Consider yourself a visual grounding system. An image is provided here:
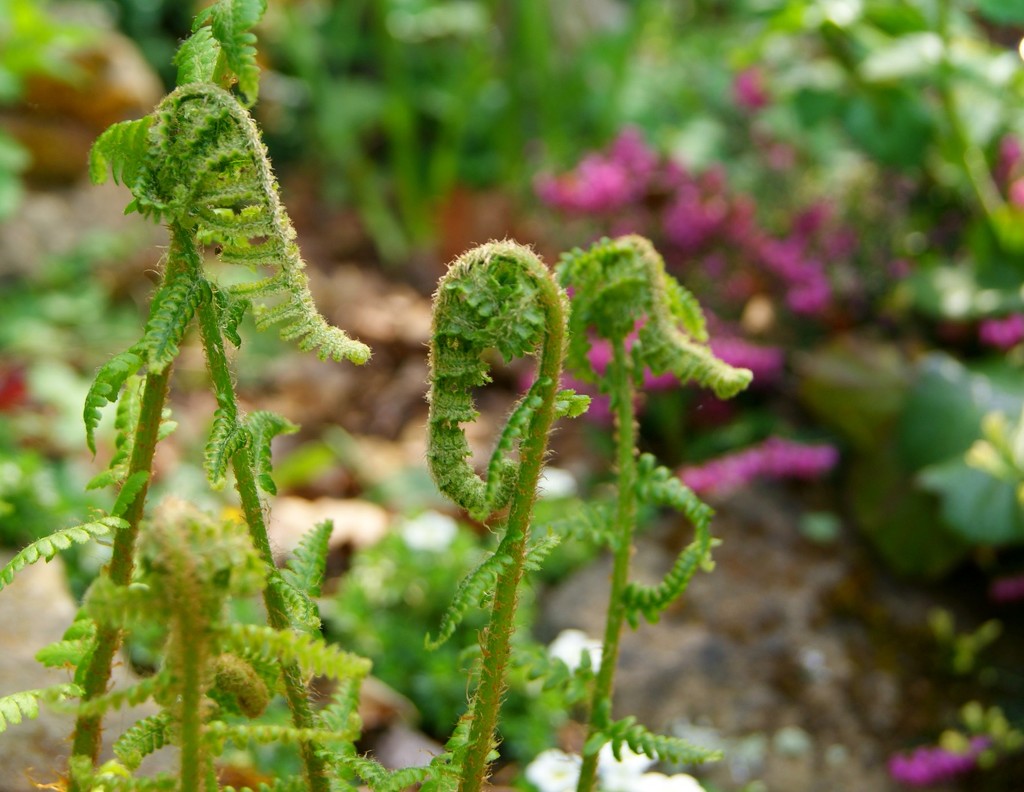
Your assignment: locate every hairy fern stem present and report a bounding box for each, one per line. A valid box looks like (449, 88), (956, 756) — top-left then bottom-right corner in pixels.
(425, 241), (571, 792)
(68, 251), (182, 778)
(191, 226), (332, 792)
(576, 339), (636, 792)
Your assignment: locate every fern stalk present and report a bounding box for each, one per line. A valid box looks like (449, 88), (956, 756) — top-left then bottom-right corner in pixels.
(576, 338), (636, 792)
(68, 255), (183, 776)
(191, 230), (331, 792)
(438, 245), (569, 790)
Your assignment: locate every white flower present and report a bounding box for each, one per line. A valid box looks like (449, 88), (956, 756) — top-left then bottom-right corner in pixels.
(525, 748), (581, 792)
(597, 742), (656, 791)
(548, 628), (603, 673)
(633, 772), (705, 792)
(538, 466), (578, 499)
(398, 511), (457, 552)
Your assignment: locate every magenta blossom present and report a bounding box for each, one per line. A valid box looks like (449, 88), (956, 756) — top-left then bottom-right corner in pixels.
(679, 437), (839, 494)
(989, 574), (1024, 604)
(733, 67), (769, 111)
(709, 336), (784, 384)
(888, 737), (988, 787)
(979, 314), (1024, 350)
(535, 127), (658, 215)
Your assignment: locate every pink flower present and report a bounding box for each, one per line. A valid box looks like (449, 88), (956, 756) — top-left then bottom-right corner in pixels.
(989, 574), (1024, 603)
(709, 337), (784, 384)
(535, 128), (658, 215)
(733, 67), (769, 111)
(678, 437), (839, 494)
(979, 314), (1024, 350)
(888, 737), (988, 787)
(1010, 178), (1024, 208)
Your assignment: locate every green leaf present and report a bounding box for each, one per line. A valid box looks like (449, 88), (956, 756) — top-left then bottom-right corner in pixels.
(174, 26), (220, 86)
(898, 354), (1024, 471)
(0, 517), (126, 593)
(84, 348), (144, 455)
(848, 449), (969, 578)
(920, 458), (1024, 546)
(113, 712), (172, 770)
(246, 410), (299, 494)
(841, 87), (934, 169)
(88, 117), (153, 189)
(976, 0), (1024, 24)
(111, 470), (150, 518)
(204, 0), (268, 105)
(281, 520), (332, 598)
(0, 685), (82, 732)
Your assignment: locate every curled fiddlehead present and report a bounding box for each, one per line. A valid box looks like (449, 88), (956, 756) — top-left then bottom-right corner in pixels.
(426, 240), (576, 792)
(557, 235), (750, 791)
(53, 3), (372, 788)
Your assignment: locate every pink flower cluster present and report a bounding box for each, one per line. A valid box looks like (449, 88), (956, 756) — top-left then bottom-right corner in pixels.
(535, 127), (850, 321)
(978, 314), (1024, 350)
(989, 574), (1024, 603)
(888, 737), (988, 787)
(678, 436), (839, 494)
(535, 128), (656, 215)
(733, 67), (769, 111)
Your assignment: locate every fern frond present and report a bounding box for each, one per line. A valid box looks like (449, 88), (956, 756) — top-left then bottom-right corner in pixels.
(523, 530), (561, 572)
(425, 550), (513, 650)
(223, 778), (309, 792)
(69, 757), (178, 792)
(113, 712), (173, 770)
(223, 623), (372, 681)
(0, 516), (126, 593)
(89, 117), (153, 189)
(84, 348), (144, 455)
(536, 498), (616, 548)
(584, 706), (721, 767)
(345, 755), (433, 792)
(557, 235), (752, 399)
(622, 455), (715, 627)
(281, 520), (332, 598)
(0, 684), (82, 733)
(205, 407), (251, 490)
(266, 569), (321, 633)
(554, 388), (591, 419)
(316, 677), (363, 741)
(141, 267), (209, 373)
(245, 409), (299, 494)
(35, 638), (93, 670)
(214, 286), (250, 347)
(206, 720), (352, 747)
(194, 0), (267, 105)
(83, 575), (159, 630)
(74, 674), (167, 718)
(427, 241), (566, 520)
(111, 470), (151, 518)
(213, 653), (270, 718)
(174, 25), (220, 87)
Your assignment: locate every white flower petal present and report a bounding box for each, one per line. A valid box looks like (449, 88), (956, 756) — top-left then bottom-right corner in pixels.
(548, 628), (603, 673)
(525, 749), (582, 792)
(398, 511), (458, 552)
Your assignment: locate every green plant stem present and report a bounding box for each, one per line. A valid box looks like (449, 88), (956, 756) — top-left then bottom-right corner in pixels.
(190, 227), (330, 792)
(577, 338), (636, 792)
(935, 0), (1005, 228)
(458, 278), (566, 792)
(68, 261), (182, 783)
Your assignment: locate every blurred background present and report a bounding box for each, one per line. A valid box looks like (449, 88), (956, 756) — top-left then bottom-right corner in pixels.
(3, 0), (1024, 790)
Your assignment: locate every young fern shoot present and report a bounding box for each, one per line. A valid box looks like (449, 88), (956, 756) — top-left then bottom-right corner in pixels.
(426, 241), (587, 792)
(556, 235), (752, 792)
(0, 1), (369, 789)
